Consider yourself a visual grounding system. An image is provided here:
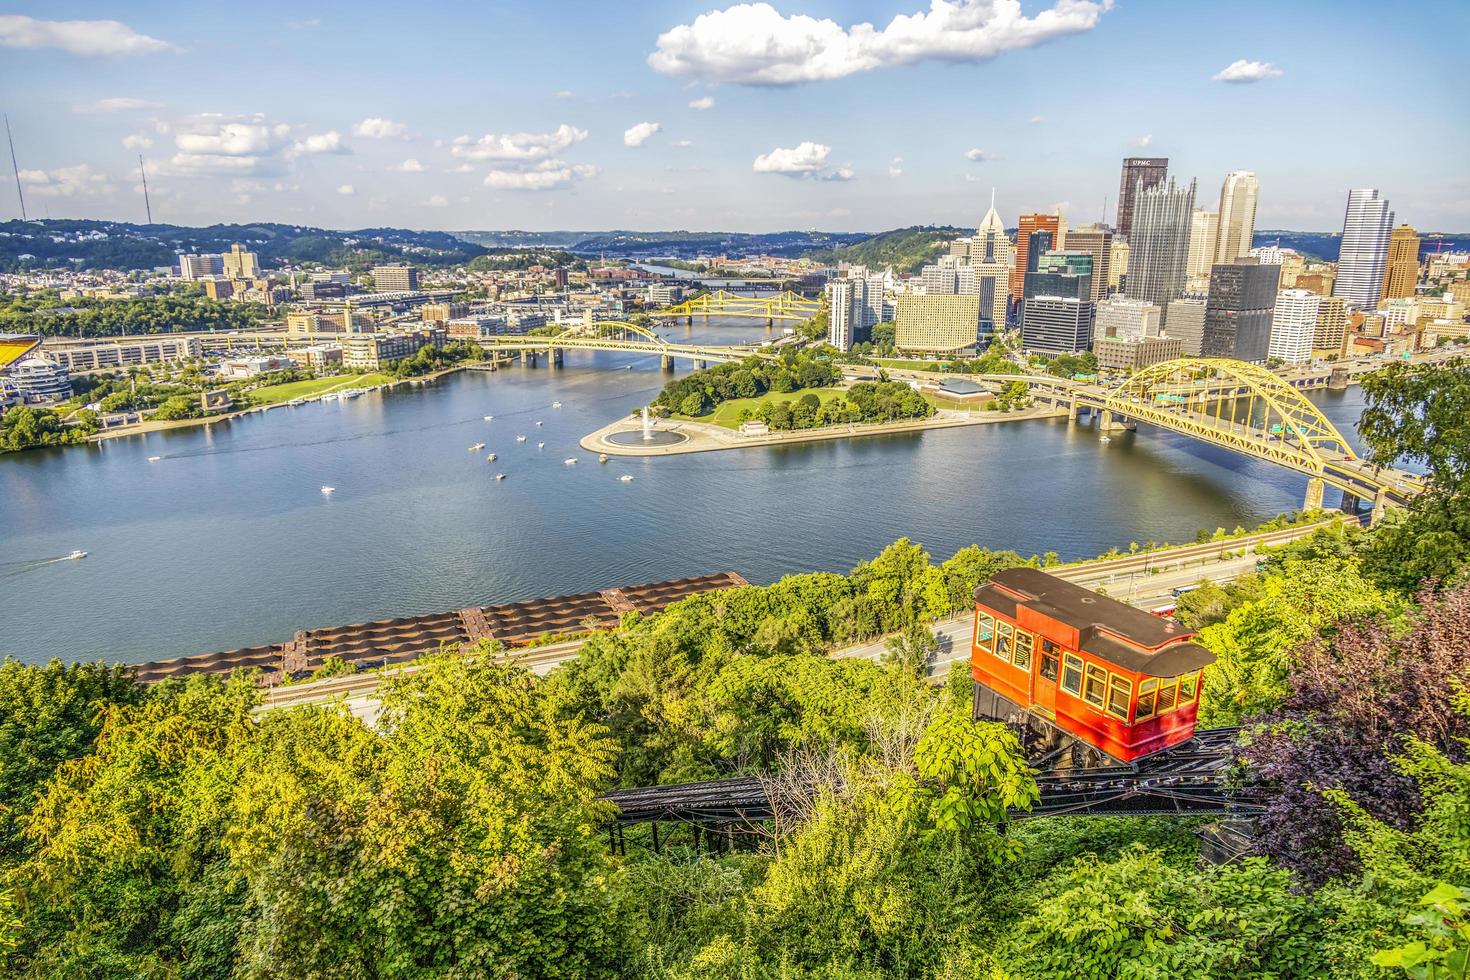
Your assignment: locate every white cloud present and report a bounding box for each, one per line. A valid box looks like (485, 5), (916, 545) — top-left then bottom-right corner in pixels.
(823, 163), (855, 182)
(424, 194), (449, 207)
(649, 0), (1110, 86)
(1212, 59), (1283, 83)
(18, 164), (115, 197)
(393, 158), (426, 173)
(452, 124), (588, 161)
(288, 130), (349, 157)
(175, 121), (288, 156)
(624, 121), (662, 147)
(965, 147), (991, 161)
(1132, 133), (1152, 148)
(158, 119), (292, 177)
(484, 162), (598, 191)
(753, 141), (832, 176)
(0, 15), (176, 56)
(353, 117), (408, 139)
(287, 18), (321, 30)
(73, 97), (163, 113)
(448, 163), (474, 173)
(672, 139), (694, 148)
(688, 95), (716, 110)
(122, 134), (153, 150)
(555, 90), (576, 100)
(888, 156), (904, 177)
(1029, 114), (1045, 124)
(337, 184), (356, 196)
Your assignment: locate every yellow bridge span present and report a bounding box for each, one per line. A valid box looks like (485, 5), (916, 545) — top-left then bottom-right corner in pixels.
(651, 289), (821, 323)
(473, 320), (764, 367)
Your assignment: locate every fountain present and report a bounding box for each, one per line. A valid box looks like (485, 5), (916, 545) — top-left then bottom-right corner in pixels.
(607, 403), (689, 448)
(642, 405), (653, 441)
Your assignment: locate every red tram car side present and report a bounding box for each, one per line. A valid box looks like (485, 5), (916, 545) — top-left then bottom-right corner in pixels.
(970, 567), (1216, 763)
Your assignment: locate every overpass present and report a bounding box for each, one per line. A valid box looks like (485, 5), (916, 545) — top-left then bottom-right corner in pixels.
(650, 289), (821, 324)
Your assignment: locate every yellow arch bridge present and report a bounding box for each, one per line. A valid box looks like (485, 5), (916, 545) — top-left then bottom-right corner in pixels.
(473, 320), (766, 369)
(651, 289), (821, 323)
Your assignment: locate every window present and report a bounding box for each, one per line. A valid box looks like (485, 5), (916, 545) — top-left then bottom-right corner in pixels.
(1040, 650), (1060, 682)
(975, 614), (994, 653)
(1106, 674), (1132, 720)
(1083, 663), (1108, 708)
(1061, 654), (1084, 696)
(995, 622), (1014, 662)
(1013, 632), (1034, 672)
(1179, 671), (1199, 703)
(1155, 677), (1179, 714)
(1136, 678), (1158, 719)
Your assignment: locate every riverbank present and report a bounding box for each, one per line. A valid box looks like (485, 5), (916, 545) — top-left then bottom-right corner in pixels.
(580, 403), (1066, 457)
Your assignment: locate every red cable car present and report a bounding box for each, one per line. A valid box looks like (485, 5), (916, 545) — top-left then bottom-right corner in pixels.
(970, 568), (1215, 764)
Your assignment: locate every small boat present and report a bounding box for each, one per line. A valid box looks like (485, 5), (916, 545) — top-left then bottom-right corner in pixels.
(537, 441), (545, 449)
(321, 486), (335, 494)
(1099, 436), (1112, 444)
(563, 457), (577, 465)
(515, 435), (527, 443)
(66, 549), (88, 560)
(598, 453), (609, 464)
(469, 443), (485, 452)
(486, 452), (497, 462)
(484, 415), (494, 421)
(147, 455), (161, 462)
(536, 421), (544, 427)
(619, 475), (634, 483)
(624, 365), (633, 370)
(495, 472), (506, 480)
(552, 401), (563, 408)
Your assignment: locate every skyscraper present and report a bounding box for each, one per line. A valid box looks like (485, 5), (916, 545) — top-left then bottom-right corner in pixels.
(1064, 225), (1112, 302)
(1332, 189), (1394, 309)
(1011, 213), (1061, 300)
(1213, 171), (1260, 264)
(965, 203), (1011, 342)
(1125, 177), (1196, 315)
(1268, 289), (1320, 364)
(1203, 260), (1281, 363)
(1023, 251), (1093, 302)
(1186, 209), (1218, 289)
(1380, 224), (1420, 302)
(1116, 157), (1168, 239)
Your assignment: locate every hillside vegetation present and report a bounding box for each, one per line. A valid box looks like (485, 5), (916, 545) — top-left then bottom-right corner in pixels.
(805, 224), (968, 273)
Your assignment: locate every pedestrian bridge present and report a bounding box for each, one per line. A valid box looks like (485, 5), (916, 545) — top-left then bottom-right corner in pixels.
(650, 289), (821, 323)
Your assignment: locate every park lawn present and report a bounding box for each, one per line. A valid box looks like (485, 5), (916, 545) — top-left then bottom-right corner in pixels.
(247, 373), (395, 407)
(674, 386), (849, 430)
(875, 357), (950, 371)
(923, 393), (992, 413)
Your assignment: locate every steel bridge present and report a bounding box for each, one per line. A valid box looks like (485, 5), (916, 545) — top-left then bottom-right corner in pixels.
(473, 319), (764, 368)
(651, 289), (821, 323)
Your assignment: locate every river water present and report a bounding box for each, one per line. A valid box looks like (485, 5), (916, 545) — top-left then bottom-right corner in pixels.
(0, 319), (1373, 665)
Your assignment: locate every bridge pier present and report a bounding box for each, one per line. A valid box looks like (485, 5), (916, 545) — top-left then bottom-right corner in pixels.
(550, 348), (564, 368)
(694, 359), (706, 370)
(1327, 367), (1351, 391)
(686, 315), (693, 326)
(1098, 409), (1127, 432)
(1304, 477), (1325, 512)
(660, 354), (674, 371)
(523, 351), (538, 367)
(1371, 487), (1388, 526)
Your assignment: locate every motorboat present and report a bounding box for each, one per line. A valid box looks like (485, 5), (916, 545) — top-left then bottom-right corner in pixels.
(537, 441), (545, 449)
(536, 420), (544, 427)
(515, 435), (527, 443)
(619, 475), (634, 483)
(552, 401), (563, 408)
(321, 486), (336, 494)
(563, 457), (577, 465)
(486, 452), (497, 462)
(598, 453), (609, 464)
(147, 455), (162, 462)
(66, 549), (88, 560)
(469, 443), (485, 452)
(484, 415), (494, 421)
(1099, 436), (1112, 444)
(495, 473), (506, 481)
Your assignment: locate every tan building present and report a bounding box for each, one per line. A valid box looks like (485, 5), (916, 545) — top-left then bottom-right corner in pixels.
(894, 294), (981, 353)
(1313, 296), (1348, 354)
(1186, 208), (1217, 290)
(342, 329), (443, 370)
(1380, 225), (1420, 302)
(1108, 239), (1129, 290)
(1095, 335), (1183, 373)
(420, 302), (470, 323)
(1448, 281), (1470, 306)
(1294, 271), (1335, 296)
(202, 278), (234, 301)
(1213, 171), (1259, 264)
(1418, 295), (1466, 323)
(222, 243), (258, 280)
(1065, 225), (1112, 302)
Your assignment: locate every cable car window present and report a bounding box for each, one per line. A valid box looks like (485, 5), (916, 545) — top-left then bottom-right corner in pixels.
(1179, 671), (1199, 703)
(1040, 648), (1059, 681)
(1013, 632), (1034, 672)
(1083, 663), (1107, 707)
(1135, 678), (1157, 719)
(1106, 674), (1132, 720)
(1061, 654), (1084, 696)
(975, 614), (995, 653)
(1155, 677), (1179, 713)
(995, 622), (1014, 662)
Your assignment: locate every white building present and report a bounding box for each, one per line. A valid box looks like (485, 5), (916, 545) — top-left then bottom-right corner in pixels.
(1332, 188), (1394, 309)
(1094, 297), (1162, 345)
(178, 254), (223, 280)
(6, 356), (71, 401)
(825, 267), (892, 351)
(1268, 289), (1321, 364)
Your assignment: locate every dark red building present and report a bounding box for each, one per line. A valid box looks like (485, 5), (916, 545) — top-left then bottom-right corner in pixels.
(970, 567), (1214, 763)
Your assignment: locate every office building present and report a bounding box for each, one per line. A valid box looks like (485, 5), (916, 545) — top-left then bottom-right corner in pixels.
(1095, 335), (1183, 373)
(202, 278), (233, 301)
(1332, 188), (1394, 309)
(341, 329), (444, 370)
(825, 267), (891, 351)
(1126, 177), (1196, 314)
(1186, 209), (1218, 289)
(1380, 224), (1420, 302)
(1065, 226), (1112, 302)
(222, 243), (258, 280)
(1268, 289), (1321, 364)
(1094, 297), (1161, 344)
(1313, 296), (1348, 354)
(1164, 298), (1207, 356)
(1202, 261), (1281, 362)
(1023, 251), (1093, 303)
(178, 254), (223, 280)
(372, 263), (419, 293)
(1011, 213), (1062, 300)
(964, 203), (1011, 342)
(1213, 171), (1260, 264)
(921, 255), (962, 294)
(895, 294), (981, 353)
(1020, 297), (1094, 354)
(1108, 239), (1129, 290)
(39, 335), (202, 373)
(1117, 157), (1168, 239)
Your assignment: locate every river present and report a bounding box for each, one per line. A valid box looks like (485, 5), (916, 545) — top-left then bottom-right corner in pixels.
(0, 319), (1376, 665)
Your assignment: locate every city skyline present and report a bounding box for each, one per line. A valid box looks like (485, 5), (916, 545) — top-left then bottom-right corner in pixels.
(1, 1), (1467, 232)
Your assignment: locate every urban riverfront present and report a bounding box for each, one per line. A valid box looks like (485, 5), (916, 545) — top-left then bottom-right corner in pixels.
(0, 319), (1382, 666)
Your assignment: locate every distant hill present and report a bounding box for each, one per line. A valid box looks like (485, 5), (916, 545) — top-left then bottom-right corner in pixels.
(804, 225), (969, 274)
(1252, 230), (1470, 263)
(0, 220), (489, 273)
(457, 229), (870, 259)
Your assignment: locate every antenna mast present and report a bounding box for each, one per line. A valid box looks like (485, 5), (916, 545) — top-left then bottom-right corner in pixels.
(5, 114), (26, 221)
(139, 155), (153, 223)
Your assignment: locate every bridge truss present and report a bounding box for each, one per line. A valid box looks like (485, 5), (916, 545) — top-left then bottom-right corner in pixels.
(473, 320), (761, 365)
(652, 289), (821, 322)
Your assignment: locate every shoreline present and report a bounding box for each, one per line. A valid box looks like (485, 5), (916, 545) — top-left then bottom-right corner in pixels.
(580, 404), (1067, 457)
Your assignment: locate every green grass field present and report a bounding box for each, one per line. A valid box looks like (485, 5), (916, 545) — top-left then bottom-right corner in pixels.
(247, 373), (395, 407)
(673, 387), (849, 429)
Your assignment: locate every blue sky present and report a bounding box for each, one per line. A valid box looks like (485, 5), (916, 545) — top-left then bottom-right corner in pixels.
(1, 1), (1466, 233)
